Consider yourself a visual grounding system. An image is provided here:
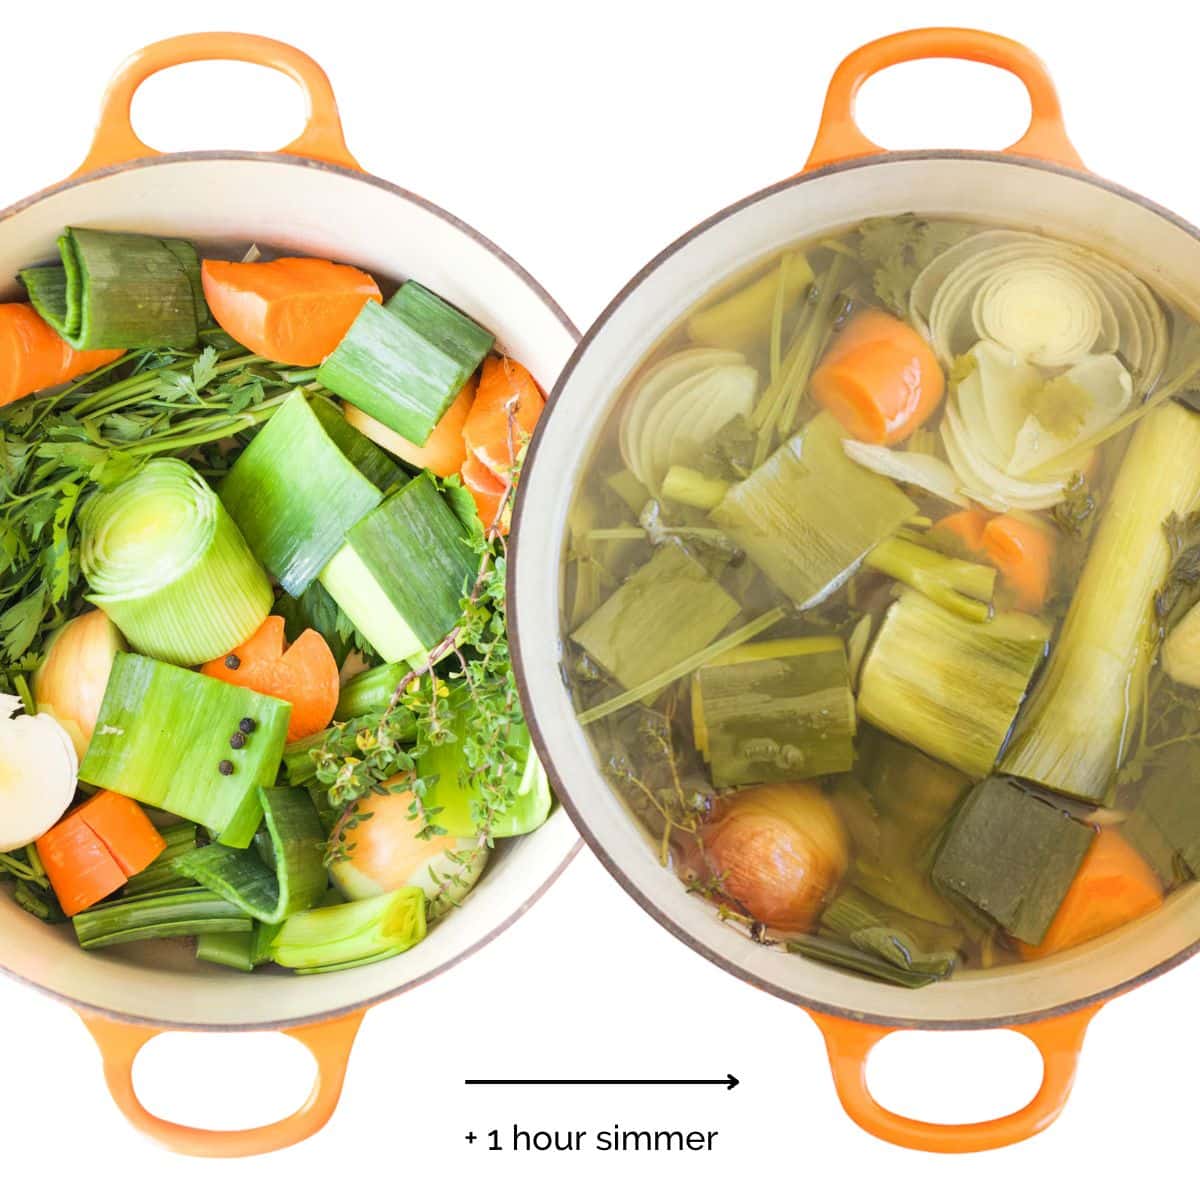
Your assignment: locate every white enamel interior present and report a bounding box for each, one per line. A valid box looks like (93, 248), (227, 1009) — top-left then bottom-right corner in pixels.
(0, 154), (580, 1028)
(513, 154), (1200, 1028)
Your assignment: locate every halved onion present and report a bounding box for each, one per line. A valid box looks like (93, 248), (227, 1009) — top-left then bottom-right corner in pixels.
(841, 439), (967, 506)
(0, 695), (78, 852)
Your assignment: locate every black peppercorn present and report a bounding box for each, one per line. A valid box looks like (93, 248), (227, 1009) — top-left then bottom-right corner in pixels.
(218, 759), (234, 776)
(230, 731), (247, 750)
(224, 653), (241, 670)
(238, 717), (257, 734)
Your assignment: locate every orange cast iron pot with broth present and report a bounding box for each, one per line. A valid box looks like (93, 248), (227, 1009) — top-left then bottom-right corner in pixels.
(0, 32), (581, 1158)
(509, 27), (1199, 1153)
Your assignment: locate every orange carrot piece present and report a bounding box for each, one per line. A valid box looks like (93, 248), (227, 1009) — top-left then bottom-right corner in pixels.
(982, 514), (1055, 613)
(460, 452), (508, 534)
(345, 378), (475, 477)
(932, 510), (989, 555)
(1018, 830), (1162, 960)
(201, 615), (339, 742)
(200, 257), (382, 366)
(36, 792), (164, 917)
(462, 356), (544, 479)
(810, 309), (945, 445)
(0, 303), (122, 409)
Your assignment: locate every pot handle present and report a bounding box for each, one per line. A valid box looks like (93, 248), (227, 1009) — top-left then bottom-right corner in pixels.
(806, 1001), (1102, 1153)
(73, 32), (361, 178)
(76, 1007), (365, 1157)
(804, 27), (1084, 172)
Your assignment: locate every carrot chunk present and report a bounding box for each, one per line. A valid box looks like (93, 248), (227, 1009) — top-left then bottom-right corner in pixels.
(0, 303), (123, 408)
(810, 309), (944, 445)
(982, 514), (1055, 613)
(345, 378), (474, 477)
(460, 452), (508, 533)
(462, 356), (544, 479)
(201, 615), (339, 741)
(932, 509), (989, 555)
(200, 257), (382, 366)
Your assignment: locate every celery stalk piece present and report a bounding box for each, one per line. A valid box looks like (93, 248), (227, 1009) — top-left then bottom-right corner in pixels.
(865, 537), (995, 622)
(711, 413), (918, 608)
(20, 228), (205, 349)
(271, 888), (427, 970)
(79, 654), (291, 847)
(931, 777), (1095, 945)
(219, 391), (405, 597)
(122, 822), (199, 896)
(692, 637), (855, 787)
(196, 929), (257, 971)
(319, 474), (480, 666)
(81, 458), (273, 665)
(317, 283), (493, 446)
(858, 589), (1050, 778)
(570, 542), (741, 692)
(172, 787), (327, 922)
(1002, 402), (1200, 802)
(282, 710), (417, 787)
(74, 887), (251, 949)
(333, 661), (410, 721)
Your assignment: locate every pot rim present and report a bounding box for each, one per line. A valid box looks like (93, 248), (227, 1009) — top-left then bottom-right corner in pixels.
(511, 146), (1200, 1031)
(0, 147), (585, 1031)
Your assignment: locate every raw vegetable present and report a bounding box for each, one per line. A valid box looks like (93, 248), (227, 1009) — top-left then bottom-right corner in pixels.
(0, 694), (78, 851)
(81, 458), (272, 665)
(691, 637), (856, 787)
(218, 390), (405, 596)
(333, 660), (409, 721)
(841, 439), (966, 506)
(0, 302), (123, 408)
(931, 776), (1095, 945)
(345, 378), (474, 476)
(270, 887), (427, 971)
(122, 821), (199, 895)
(319, 474), (480, 666)
(710, 412), (918, 608)
(196, 929), (259, 972)
(329, 777), (487, 902)
(909, 230), (1168, 385)
(317, 282), (493, 446)
(73, 887), (251, 949)
(464, 356), (545, 480)
(1016, 829), (1162, 959)
(283, 710), (416, 787)
(201, 616), (339, 742)
(171, 787), (327, 923)
(686, 253), (814, 349)
(857, 588), (1050, 777)
(698, 783), (849, 932)
(864, 537), (995, 622)
(1002, 402), (1200, 802)
(619, 349), (758, 492)
(79, 653), (291, 847)
(809, 309), (945, 444)
(981, 515), (1055, 613)
(200, 257), (381, 366)
(21, 228), (208, 350)
(32, 609), (125, 758)
(570, 542), (740, 691)
(36, 790), (165, 916)
(460, 452), (508, 533)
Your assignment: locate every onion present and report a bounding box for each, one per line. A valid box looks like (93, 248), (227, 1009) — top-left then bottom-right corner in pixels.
(31, 609), (125, 759)
(841, 439), (967, 507)
(0, 695), (78, 852)
(329, 775), (487, 904)
(700, 782), (848, 931)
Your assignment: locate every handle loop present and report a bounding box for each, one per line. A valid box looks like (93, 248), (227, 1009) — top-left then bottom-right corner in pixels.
(77, 1008), (365, 1157)
(808, 1002), (1102, 1152)
(804, 27), (1084, 172)
(74, 32), (360, 178)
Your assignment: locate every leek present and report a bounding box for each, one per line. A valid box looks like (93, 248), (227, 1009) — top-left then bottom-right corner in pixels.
(864, 537), (995, 622)
(710, 413), (918, 608)
(660, 466), (729, 511)
(857, 589), (1049, 777)
(122, 821), (199, 895)
(319, 474), (479, 665)
(79, 654), (291, 847)
(271, 888), (427, 970)
(81, 459), (272, 665)
(686, 253), (814, 349)
(820, 887), (961, 978)
(334, 661), (409, 721)
(74, 887), (251, 949)
(171, 788), (327, 923)
(1123, 744), (1200, 884)
(931, 777), (1095, 945)
(21, 228), (207, 350)
(570, 542), (741, 692)
(219, 391), (406, 596)
(786, 934), (943, 988)
(691, 637), (856, 787)
(1002, 402), (1200, 801)
(317, 283), (493, 446)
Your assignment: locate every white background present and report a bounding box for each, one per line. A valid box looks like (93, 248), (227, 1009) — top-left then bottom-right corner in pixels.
(1, 0), (1195, 1193)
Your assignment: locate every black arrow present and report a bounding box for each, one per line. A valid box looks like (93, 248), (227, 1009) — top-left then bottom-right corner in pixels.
(464, 1074), (739, 1091)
